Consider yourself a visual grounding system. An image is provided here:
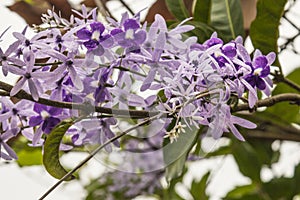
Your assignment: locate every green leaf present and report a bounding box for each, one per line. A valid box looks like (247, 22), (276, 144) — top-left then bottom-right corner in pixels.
(193, 0), (212, 24)
(224, 183), (259, 200)
(205, 143), (232, 158)
(10, 135), (43, 167)
(163, 124), (198, 182)
(190, 172), (210, 200)
(186, 21), (216, 43)
(265, 68), (300, 124)
(43, 118), (75, 180)
(225, 194), (263, 200)
(247, 139), (279, 167)
(293, 163), (300, 194)
(157, 89), (168, 103)
(250, 0), (287, 66)
(163, 168), (187, 200)
(232, 141), (261, 182)
(263, 177), (295, 199)
(165, 0), (189, 21)
(17, 147), (42, 167)
(210, 0), (244, 41)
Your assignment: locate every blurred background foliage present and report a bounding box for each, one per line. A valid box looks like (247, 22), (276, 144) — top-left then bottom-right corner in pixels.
(4, 0), (300, 199)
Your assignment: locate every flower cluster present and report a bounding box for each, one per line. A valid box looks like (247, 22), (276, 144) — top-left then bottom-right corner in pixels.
(0, 5), (275, 161)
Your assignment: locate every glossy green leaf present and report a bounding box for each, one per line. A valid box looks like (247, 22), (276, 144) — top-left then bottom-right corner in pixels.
(232, 141), (261, 182)
(265, 68), (300, 124)
(190, 171), (210, 200)
(250, 0), (287, 66)
(193, 0), (211, 24)
(165, 0), (189, 21)
(224, 183), (258, 200)
(163, 124), (198, 182)
(43, 118), (75, 180)
(210, 0), (244, 41)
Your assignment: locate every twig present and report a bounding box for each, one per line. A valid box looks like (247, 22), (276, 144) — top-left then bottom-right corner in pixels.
(0, 80), (160, 118)
(38, 114), (160, 200)
(1, 81), (299, 117)
(271, 72), (300, 93)
(94, 0), (116, 21)
(243, 130), (300, 142)
(281, 77), (300, 93)
(119, 0), (135, 16)
(113, 66), (162, 83)
(232, 93), (300, 112)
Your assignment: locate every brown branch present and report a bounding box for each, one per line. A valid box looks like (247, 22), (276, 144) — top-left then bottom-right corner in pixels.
(232, 93), (300, 112)
(0, 80), (160, 118)
(243, 129), (300, 142)
(271, 72), (300, 93)
(93, 0), (115, 20)
(119, 0), (135, 16)
(1, 79), (300, 119)
(282, 78), (300, 93)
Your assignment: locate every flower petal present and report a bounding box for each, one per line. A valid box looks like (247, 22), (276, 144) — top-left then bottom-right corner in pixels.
(28, 79), (39, 101)
(77, 28), (92, 40)
(227, 123), (245, 141)
(141, 68), (156, 91)
(10, 77), (26, 96)
(2, 142), (18, 159)
(69, 66), (83, 90)
(29, 115), (43, 127)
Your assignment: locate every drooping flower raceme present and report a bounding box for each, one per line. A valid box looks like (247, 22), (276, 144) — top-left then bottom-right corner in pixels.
(0, 5), (275, 164)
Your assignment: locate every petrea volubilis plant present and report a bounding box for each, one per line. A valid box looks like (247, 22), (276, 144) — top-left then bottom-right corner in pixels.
(1, 2), (300, 199)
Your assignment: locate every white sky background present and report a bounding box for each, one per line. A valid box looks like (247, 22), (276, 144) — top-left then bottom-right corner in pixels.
(1, 0), (300, 200)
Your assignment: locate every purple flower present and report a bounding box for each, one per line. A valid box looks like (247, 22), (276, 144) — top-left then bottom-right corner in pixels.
(72, 4), (97, 22)
(111, 18), (146, 52)
(222, 42), (237, 58)
(145, 14), (194, 52)
(130, 31), (172, 92)
(207, 103), (256, 141)
(77, 22), (113, 52)
(0, 128), (19, 160)
(29, 103), (62, 146)
(12, 26), (49, 53)
(49, 74), (74, 101)
(110, 86), (148, 109)
(0, 41), (24, 76)
(29, 103), (62, 134)
(41, 29), (79, 53)
(0, 98), (34, 129)
(71, 118), (119, 152)
(245, 50), (275, 90)
(92, 68), (112, 104)
(197, 32), (223, 50)
(45, 51), (84, 90)
(9, 50), (50, 101)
